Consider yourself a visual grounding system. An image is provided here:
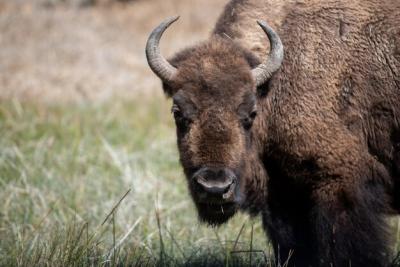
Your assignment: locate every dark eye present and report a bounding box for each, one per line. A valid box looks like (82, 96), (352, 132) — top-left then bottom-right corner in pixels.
(241, 110), (257, 130)
(250, 110), (257, 119)
(171, 104), (191, 130)
(171, 104), (182, 119)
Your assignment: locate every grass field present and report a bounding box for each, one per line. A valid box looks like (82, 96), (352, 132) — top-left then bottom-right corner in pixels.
(2, 0), (400, 266)
(0, 0), (272, 265)
(0, 96), (272, 266)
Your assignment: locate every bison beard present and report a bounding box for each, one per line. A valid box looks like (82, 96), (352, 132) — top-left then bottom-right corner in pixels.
(196, 202), (238, 226)
(145, 0), (400, 266)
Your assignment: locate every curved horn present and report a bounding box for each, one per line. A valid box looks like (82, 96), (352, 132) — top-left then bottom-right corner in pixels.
(252, 20), (284, 86)
(146, 16), (179, 82)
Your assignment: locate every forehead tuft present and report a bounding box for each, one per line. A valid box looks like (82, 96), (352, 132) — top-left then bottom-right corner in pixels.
(174, 37), (256, 96)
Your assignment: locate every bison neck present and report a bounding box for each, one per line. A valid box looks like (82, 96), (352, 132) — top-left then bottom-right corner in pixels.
(241, 135), (269, 215)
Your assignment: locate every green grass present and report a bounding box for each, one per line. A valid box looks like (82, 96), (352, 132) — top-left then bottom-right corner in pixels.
(0, 96), (271, 266)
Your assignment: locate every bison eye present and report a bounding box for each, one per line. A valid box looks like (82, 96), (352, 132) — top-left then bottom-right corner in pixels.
(171, 104), (182, 119)
(241, 110), (257, 130)
(171, 104), (191, 130)
(250, 110), (257, 119)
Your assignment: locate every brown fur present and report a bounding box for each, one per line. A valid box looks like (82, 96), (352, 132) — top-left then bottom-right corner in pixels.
(156, 0), (400, 266)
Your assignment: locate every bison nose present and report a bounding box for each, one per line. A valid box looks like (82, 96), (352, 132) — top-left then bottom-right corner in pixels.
(193, 167), (236, 199)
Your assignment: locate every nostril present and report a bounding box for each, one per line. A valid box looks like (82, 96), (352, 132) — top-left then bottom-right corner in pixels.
(222, 182), (235, 200)
(195, 175), (235, 195)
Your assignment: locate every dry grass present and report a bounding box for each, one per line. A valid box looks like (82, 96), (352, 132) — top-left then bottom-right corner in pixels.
(0, 3), (272, 265)
(0, 0), (225, 102)
(1, 0), (400, 266)
(0, 97), (271, 266)
(0, 1), (275, 265)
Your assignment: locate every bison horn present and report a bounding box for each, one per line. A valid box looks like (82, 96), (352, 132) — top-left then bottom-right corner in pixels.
(252, 21), (284, 86)
(146, 16), (179, 82)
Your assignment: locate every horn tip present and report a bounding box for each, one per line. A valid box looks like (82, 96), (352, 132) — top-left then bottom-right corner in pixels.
(256, 20), (269, 28)
(170, 15), (180, 22)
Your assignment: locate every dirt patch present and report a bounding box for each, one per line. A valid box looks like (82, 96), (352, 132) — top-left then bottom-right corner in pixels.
(0, 0), (225, 102)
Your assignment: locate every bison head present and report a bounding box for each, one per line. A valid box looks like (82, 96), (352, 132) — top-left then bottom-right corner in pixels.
(146, 16), (283, 225)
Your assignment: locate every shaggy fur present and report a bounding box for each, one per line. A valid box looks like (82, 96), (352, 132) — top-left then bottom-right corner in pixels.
(154, 0), (400, 266)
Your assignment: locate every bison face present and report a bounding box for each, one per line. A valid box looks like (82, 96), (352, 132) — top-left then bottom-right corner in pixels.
(145, 17), (283, 225)
(171, 87), (258, 225)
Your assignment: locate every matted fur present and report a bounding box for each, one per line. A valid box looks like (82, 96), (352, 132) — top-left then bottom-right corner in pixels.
(152, 0), (400, 266)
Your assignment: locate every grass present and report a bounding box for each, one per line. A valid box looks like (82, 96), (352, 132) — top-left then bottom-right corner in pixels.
(0, 95), (271, 266)
(2, 0), (400, 265)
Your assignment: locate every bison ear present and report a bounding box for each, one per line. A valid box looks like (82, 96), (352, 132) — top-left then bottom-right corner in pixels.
(162, 81), (176, 97)
(256, 79), (272, 97)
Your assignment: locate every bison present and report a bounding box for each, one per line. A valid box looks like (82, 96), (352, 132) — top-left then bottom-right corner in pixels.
(145, 0), (400, 266)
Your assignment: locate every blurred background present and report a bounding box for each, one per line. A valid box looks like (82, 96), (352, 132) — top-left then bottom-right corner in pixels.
(0, 0), (273, 266)
(0, 0), (225, 102)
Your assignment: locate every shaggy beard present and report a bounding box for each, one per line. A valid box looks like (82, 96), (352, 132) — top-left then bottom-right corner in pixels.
(196, 202), (238, 226)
